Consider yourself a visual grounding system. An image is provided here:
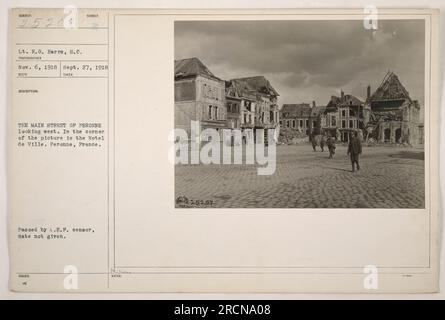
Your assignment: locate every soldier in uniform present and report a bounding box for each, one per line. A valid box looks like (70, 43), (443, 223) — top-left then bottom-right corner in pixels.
(326, 133), (336, 159)
(347, 131), (362, 172)
(320, 134), (327, 152)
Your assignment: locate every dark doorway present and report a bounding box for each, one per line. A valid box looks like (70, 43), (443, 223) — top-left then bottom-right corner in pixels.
(395, 128), (401, 143)
(384, 128), (391, 142)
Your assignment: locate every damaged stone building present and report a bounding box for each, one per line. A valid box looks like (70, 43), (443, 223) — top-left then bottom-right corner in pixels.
(225, 79), (257, 131)
(279, 102), (327, 144)
(225, 76), (280, 141)
(324, 91), (365, 142)
(364, 71), (422, 145)
(174, 57), (226, 135)
(174, 59), (423, 146)
(174, 57), (281, 143)
(279, 71), (423, 146)
(311, 104), (327, 135)
(280, 102), (318, 135)
(228, 76), (280, 129)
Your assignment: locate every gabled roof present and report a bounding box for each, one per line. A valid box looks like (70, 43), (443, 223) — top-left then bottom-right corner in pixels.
(174, 57), (221, 81)
(230, 76), (279, 97)
(369, 71), (411, 102)
(281, 103), (311, 118)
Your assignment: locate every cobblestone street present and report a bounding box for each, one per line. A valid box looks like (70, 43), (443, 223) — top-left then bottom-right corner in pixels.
(175, 145), (425, 208)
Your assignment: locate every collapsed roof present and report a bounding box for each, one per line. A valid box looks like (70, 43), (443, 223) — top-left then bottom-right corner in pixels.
(225, 80), (257, 101)
(230, 76), (279, 97)
(369, 71), (412, 103)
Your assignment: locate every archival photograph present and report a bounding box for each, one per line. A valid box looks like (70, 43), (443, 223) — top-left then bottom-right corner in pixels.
(173, 19), (425, 209)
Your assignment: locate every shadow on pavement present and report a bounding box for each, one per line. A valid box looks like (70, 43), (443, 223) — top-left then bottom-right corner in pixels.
(322, 166), (352, 172)
(389, 151), (424, 160)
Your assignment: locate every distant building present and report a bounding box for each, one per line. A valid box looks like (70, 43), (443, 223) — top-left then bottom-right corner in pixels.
(280, 103), (311, 134)
(174, 58), (226, 135)
(323, 96), (340, 138)
(324, 91), (365, 142)
(280, 101), (325, 135)
(364, 71), (422, 144)
(310, 103), (327, 135)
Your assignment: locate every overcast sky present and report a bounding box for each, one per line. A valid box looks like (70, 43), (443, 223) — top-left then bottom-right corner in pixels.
(175, 19), (425, 106)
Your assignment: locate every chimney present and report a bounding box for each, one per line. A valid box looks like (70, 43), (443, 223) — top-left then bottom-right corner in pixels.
(312, 100), (316, 108)
(341, 90), (344, 100)
(367, 85), (371, 100)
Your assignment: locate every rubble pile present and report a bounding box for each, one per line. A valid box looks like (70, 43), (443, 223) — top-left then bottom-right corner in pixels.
(278, 127), (309, 145)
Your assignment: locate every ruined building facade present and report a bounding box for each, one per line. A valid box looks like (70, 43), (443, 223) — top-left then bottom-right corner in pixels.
(280, 94), (364, 143)
(364, 71), (422, 144)
(324, 92), (365, 142)
(279, 72), (423, 145)
(174, 58), (280, 141)
(175, 59), (423, 146)
(225, 79), (258, 130)
(174, 58), (227, 135)
(226, 76), (280, 130)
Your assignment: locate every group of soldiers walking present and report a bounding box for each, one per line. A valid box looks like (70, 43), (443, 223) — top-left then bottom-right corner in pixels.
(310, 130), (363, 172)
